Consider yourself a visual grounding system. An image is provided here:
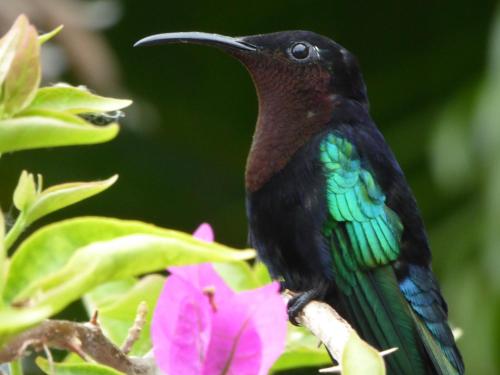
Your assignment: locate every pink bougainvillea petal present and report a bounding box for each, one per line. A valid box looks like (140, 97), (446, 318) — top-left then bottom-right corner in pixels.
(236, 282), (288, 375)
(152, 252), (287, 375)
(152, 274), (212, 374)
(168, 295), (212, 374)
(203, 296), (262, 375)
(169, 263), (234, 305)
(193, 222), (214, 242)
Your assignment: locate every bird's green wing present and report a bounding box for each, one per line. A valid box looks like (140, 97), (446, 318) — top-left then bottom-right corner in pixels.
(319, 132), (461, 375)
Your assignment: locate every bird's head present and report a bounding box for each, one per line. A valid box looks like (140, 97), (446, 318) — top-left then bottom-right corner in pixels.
(135, 30), (367, 111)
(135, 31), (368, 190)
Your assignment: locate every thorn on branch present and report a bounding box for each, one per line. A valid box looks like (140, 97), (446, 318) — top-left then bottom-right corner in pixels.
(90, 310), (100, 326)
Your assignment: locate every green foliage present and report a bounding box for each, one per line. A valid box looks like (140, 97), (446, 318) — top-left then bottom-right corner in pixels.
(27, 86), (131, 114)
(0, 15), (128, 155)
(0, 217), (254, 339)
(0, 112), (119, 153)
(271, 325), (331, 372)
(6, 173), (118, 250)
(0, 15), (40, 118)
(84, 275), (164, 356)
(342, 333), (385, 375)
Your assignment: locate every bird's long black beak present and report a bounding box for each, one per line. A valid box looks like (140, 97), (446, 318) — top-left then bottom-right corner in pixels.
(134, 32), (257, 52)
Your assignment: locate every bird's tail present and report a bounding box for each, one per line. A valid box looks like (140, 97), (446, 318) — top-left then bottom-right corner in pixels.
(332, 266), (463, 375)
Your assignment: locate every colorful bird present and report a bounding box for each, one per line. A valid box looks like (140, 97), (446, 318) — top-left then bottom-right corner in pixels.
(136, 30), (464, 374)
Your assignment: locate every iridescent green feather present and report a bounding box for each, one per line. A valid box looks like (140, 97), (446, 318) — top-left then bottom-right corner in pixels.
(319, 133), (403, 276)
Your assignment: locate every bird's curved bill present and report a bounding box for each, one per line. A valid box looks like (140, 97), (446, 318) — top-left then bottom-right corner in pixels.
(134, 32), (256, 52)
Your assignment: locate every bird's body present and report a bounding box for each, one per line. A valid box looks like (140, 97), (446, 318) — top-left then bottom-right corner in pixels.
(136, 30), (464, 374)
(246, 99), (462, 375)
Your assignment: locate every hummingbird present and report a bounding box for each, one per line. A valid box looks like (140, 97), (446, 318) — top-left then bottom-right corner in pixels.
(135, 30), (464, 374)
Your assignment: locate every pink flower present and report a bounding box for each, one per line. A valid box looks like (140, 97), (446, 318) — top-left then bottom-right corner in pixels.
(151, 224), (287, 375)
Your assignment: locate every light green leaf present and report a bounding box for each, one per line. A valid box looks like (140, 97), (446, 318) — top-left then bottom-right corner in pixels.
(84, 278), (137, 310)
(84, 275), (164, 356)
(0, 113), (119, 153)
(272, 324), (331, 372)
(25, 175), (118, 226)
(272, 348), (331, 372)
(342, 332), (386, 375)
(36, 357), (124, 375)
(38, 25), (63, 45)
(13, 170), (37, 211)
(3, 217), (198, 302)
(1, 217), (255, 338)
(17, 233), (253, 300)
(0, 15), (41, 117)
(253, 261), (272, 286)
(26, 85), (132, 114)
(213, 261), (260, 291)
(0, 16), (25, 89)
(5, 175), (117, 251)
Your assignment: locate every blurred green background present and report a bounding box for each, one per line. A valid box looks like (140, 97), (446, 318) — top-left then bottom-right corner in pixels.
(1, 0), (499, 373)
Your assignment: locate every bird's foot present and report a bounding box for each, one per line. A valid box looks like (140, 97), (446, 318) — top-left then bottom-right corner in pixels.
(287, 289), (323, 326)
(278, 280), (287, 293)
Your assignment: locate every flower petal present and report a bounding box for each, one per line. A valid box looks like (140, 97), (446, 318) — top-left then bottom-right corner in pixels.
(169, 263), (234, 306)
(203, 296), (262, 375)
(193, 223), (214, 242)
(237, 282), (288, 375)
(152, 273), (212, 374)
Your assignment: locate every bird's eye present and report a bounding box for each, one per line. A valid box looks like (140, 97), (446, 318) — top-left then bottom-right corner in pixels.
(290, 42), (310, 60)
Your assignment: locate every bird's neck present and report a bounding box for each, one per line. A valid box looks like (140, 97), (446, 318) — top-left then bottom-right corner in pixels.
(245, 84), (355, 192)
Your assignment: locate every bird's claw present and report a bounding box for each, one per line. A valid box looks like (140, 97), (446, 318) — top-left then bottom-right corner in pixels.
(287, 289), (319, 326)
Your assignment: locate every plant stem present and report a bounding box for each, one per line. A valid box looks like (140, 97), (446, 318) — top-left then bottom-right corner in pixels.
(4, 214), (26, 252)
(9, 359), (23, 375)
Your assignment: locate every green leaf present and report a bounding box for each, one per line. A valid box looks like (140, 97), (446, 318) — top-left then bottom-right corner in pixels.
(38, 25), (63, 45)
(342, 332), (386, 375)
(1, 217), (255, 338)
(18, 233), (253, 300)
(272, 324), (331, 372)
(36, 357), (123, 375)
(13, 170), (37, 211)
(0, 15), (41, 117)
(0, 113), (119, 153)
(253, 261), (272, 286)
(3, 217), (192, 302)
(272, 348), (331, 372)
(0, 16), (24, 89)
(84, 275), (164, 356)
(83, 278), (137, 310)
(5, 175), (117, 251)
(26, 85), (132, 114)
(213, 261), (260, 291)
(24, 175), (118, 226)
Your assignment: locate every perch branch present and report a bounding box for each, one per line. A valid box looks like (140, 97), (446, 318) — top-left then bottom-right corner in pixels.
(283, 291), (397, 373)
(284, 291), (353, 362)
(0, 317), (156, 375)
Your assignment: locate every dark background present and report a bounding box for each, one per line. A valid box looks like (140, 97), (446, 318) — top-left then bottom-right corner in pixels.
(1, 0), (499, 373)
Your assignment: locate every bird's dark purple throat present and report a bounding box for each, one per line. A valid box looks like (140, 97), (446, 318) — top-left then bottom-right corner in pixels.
(135, 31), (464, 374)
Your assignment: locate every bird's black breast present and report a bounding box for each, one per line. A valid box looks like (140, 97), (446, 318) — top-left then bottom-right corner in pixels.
(246, 133), (334, 291)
